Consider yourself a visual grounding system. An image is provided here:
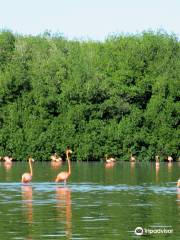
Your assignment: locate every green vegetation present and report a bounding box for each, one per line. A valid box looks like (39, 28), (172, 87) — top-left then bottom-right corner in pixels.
(0, 30), (179, 161)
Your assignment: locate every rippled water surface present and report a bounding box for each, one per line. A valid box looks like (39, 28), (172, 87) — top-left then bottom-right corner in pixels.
(0, 161), (179, 239)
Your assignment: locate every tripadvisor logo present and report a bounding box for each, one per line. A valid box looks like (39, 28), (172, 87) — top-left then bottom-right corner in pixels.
(134, 226), (173, 236)
(134, 227), (143, 236)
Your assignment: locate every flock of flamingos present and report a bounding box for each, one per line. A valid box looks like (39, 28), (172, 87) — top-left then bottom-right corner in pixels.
(0, 147), (180, 187)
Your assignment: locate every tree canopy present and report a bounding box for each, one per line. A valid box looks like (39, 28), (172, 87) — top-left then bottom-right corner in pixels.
(0, 30), (179, 161)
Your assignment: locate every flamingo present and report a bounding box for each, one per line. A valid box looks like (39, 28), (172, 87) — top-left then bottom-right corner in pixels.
(56, 156), (63, 162)
(105, 154), (116, 163)
(155, 155), (160, 169)
(177, 179), (180, 188)
(51, 153), (62, 162)
(167, 156), (173, 162)
(4, 156), (13, 163)
(21, 157), (34, 183)
(51, 154), (57, 161)
(130, 154), (136, 162)
(55, 147), (72, 184)
(155, 155), (159, 162)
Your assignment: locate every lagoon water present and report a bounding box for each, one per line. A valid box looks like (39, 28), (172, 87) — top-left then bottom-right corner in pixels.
(0, 161), (179, 240)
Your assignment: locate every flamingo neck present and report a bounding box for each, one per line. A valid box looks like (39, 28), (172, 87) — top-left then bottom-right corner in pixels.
(29, 160), (33, 176)
(67, 154), (71, 175)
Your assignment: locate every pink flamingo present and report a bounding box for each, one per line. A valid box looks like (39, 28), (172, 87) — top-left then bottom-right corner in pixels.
(167, 156), (173, 162)
(130, 154), (136, 162)
(4, 156), (13, 163)
(21, 157), (34, 183)
(51, 153), (62, 162)
(177, 179), (180, 188)
(155, 155), (159, 163)
(155, 155), (160, 170)
(105, 154), (116, 163)
(55, 146), (72, 184)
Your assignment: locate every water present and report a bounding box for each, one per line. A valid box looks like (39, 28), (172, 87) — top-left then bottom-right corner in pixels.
(0, 161), (179, 240)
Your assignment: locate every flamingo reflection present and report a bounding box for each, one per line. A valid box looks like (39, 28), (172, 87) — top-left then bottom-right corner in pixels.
(3, 161), (13, 181)
(155, 162), (160, 182)
(3, 161), (12, 171)
(167, 162), (173, 173)
(51, 161), (62, 169)
(21, 185), (33, 225)
(177, 188), (180, 207)
(130, 161), (135, 169)
(130, 161), (135, 177)
(56, 187), (72, 239)
(105, 162), (115, 168)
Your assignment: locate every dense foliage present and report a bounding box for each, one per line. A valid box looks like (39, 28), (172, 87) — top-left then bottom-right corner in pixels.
(0, 30), (179, 161)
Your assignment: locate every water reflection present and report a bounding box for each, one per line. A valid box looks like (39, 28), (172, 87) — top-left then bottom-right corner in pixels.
(51, 161), (62, 169)
(3, 161), (13, 171)
(130, 161), (135, 175)
(167, 162), (173, 173)
(155, 162), (160, 183)
(3, 161), (13, 181)
(177, 188), (180, 208)
(56, 187), (72, 239)
(21, 185), (33, 225)
(105, 162), (115, 169)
